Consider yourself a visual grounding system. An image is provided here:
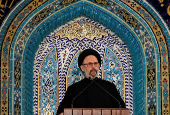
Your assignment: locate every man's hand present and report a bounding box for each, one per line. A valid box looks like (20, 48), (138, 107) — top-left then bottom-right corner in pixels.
(59, 113), (63, 115)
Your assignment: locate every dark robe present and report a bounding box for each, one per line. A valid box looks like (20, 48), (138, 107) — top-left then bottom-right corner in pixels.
(57, 77), (126, 115)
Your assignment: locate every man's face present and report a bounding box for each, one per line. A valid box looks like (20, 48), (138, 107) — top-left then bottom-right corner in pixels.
(80, 55), (100, 79)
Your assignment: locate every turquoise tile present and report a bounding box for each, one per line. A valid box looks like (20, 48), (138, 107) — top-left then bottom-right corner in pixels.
(160, 23), (165, 28)
(6, 18), (12, 25)
(10, 60), (13, 72)
(0, 34), (4, 38)
(10, 12), (16, 19)
(4, 21), (10, 27)
(10, 47), (14, 59)
(9, 82), (13, 114)
(20, 2), (25, 8)
(155, 16), (161, 22)
(163, 28), (169, 36)
(146, 5), (152, 12)
(13, 8), (20, 15)
(166, 35), (170, 39)
(16, 5), (22, 12)
(158, 20), (163, 25)
(2, 25), (8, 31)
(139, 0), (145, 5)
(149, 9), (154, 14)
(152, 11), (157, 17)
(143, 2), (148, 8)
(167, 40), (170, 45)
(0, 29), (6, 34)
(23, 0), (29, 5)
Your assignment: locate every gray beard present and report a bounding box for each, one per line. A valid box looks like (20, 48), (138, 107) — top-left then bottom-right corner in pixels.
(89, 72), (98, 80)
(84, 68), (98, 80)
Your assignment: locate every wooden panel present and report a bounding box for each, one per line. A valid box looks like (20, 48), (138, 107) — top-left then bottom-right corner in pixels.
(112, 109), (123, 115)
(111, 109), (117, 115)
(121, 109), (130, 115)
(64, 108), (130, 115)
(73, 109), (82, 115)
(64, 109), (72, 115)
(116, 109), (121, 115)
(102, 109), (111, 115)
(83, 109), (92, 115)
(93, 109), (101, 115)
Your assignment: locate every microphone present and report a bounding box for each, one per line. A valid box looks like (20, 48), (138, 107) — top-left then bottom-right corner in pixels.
(94, 82), (121, 108)
(71, 77), (98, 108)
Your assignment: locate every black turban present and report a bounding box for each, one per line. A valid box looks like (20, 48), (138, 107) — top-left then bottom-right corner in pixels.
(78, 49), (101, 68)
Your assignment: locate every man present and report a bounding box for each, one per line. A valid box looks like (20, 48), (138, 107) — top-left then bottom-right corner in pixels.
(57, 49), (126, 115)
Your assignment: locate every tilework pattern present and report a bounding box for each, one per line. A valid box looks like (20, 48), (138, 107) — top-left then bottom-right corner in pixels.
(33, 36), (58, 114)
(33, 18), (133, 114)
(0, 0), (169, 115)
(120, 1), (169, 114)
(38, 48), (58, 115)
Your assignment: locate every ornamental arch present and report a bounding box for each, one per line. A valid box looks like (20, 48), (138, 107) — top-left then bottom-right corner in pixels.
(0, 0), (169, 115)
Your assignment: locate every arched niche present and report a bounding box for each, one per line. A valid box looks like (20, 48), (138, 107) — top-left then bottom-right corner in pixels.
(0, 0), (167, 115)
(10, 1), (156, 115)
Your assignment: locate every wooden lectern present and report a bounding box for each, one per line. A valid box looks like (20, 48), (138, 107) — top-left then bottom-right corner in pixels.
(64, 108), (130, 115)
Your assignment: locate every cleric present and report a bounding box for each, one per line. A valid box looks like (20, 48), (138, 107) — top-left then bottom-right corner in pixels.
(57, 49), (126, 115)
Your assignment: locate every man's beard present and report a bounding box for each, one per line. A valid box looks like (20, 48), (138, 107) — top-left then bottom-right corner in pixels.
(85, 68), (98, 80)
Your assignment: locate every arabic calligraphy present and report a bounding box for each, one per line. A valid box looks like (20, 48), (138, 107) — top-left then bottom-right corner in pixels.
(168, 5), (170, 16)
(158, 0), (170, 16)
(159, 0), (164, 7)
(0, 0), (14, 18)
(0, 0), (19, 26)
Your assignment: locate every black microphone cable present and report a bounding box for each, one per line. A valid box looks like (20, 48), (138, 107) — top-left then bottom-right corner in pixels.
(71, 77), (98, 108)
(94, 82), (121, 108)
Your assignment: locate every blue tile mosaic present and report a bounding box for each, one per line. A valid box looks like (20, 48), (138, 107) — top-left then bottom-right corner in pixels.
(0, 0), (168, 115)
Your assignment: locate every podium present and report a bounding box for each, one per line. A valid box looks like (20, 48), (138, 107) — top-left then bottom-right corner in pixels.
(64, 108), (130, 115)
